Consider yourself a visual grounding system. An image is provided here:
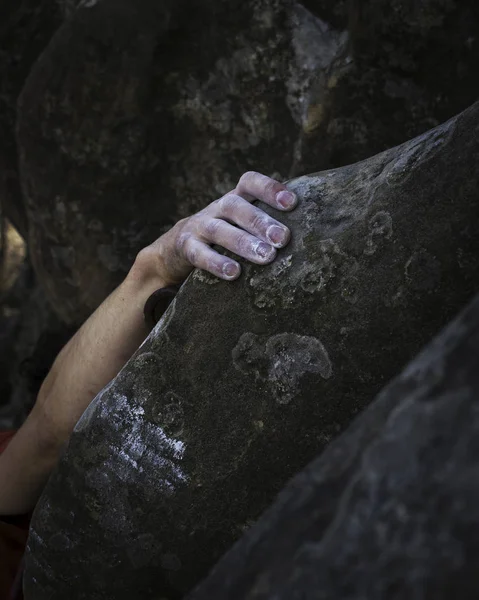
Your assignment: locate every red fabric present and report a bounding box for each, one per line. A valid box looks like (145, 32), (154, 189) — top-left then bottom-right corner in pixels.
(0, 431), (16, 454)
(0, 431), (29, 600)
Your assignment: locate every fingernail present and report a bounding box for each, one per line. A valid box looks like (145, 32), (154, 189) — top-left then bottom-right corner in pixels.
(256, 242), (274, 259)
(222, 261), (239, 278)
(266, 224), (287, 246)
(276, 190), (297, 209)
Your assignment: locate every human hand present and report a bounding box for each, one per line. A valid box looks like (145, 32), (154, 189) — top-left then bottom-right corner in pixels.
(136, 171), (298, 286)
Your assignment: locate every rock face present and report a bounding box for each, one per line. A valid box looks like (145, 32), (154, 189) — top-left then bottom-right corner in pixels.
(15, 0), (479, 327)
(17, 0), (325, 326)
(0, 0), (61, 239)
(24, 102), (479, 599)
(187, 289), (479, 600)
(5, 0), (477, 427)
(0, 0), (68, 422)
(295, 0), (479, 174)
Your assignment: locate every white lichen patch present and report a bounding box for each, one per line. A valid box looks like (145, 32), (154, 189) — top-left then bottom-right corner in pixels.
(248, 237), (357, 310)
(249, 254), (294, 308)
(364, 211), (393, 256)
(233, 332), (333, 404)
(192, 268), (221, 285)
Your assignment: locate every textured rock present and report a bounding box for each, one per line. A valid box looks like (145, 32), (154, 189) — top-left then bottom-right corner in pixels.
(1, 0), (477, 427)
(0, 0), (61, 238)
(16, 0), (479, 327)
(295, 0), (479, 174)
(187, 290), (479, 600)
(24, 102), (479, 599)
(0, 0), (71, 423)
(17, 0), (324, 326)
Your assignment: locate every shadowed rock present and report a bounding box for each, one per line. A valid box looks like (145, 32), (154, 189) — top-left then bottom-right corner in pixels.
(16, 0), (479, 327)
(23, 101), (479, 599)
(295, 0), (479, 174)
(187, 290), (479, 600)
(17, 0), (342, 326)
(0, 0), (61, 238)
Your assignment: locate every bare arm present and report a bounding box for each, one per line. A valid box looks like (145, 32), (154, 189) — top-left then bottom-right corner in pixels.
(0, 171), (298, 515)
(0, 267), (166, 515)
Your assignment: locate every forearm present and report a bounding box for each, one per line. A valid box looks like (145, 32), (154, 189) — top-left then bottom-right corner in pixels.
(36, 258), (167, 443)
(0, 256), (167, 514)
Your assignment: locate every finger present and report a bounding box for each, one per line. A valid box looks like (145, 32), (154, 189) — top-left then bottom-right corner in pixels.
(200, 218), (277, 264)
(183, 237), (242, 280)
(235, 171), (298, 211)
(213, 194), (291, 248)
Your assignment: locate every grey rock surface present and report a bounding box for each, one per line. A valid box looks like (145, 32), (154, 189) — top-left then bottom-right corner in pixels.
(187, 289), (479, 600)
(24, 101), (479, 599)
(15, 0), (479, 327)
(17, 0), (320, 326)
(295, 0), (479, 174)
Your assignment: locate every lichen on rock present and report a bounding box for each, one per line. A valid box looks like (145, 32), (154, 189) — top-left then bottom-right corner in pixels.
(24, 101), (479, 600)
(233, 332), (332, 404)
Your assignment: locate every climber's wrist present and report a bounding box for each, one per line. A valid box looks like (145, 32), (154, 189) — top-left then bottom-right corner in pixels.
(131, 244), (179, 295)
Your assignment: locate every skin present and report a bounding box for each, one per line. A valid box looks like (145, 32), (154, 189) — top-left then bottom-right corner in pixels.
(0, 171), (298, 515)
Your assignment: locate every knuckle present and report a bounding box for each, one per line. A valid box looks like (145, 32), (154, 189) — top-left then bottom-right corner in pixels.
(238, 170), (257, 186)
(207, 198), (221, 212)
(236, 231), (251, 253)
(265, 178), (282, 197)
(176, 230), (191, 253)
(184, 240), (198, 264)
(207, 258), (221, 275)
(251, 212), (267, 232)
(219, 193), (239, 214)
(204, 218), (221, 237)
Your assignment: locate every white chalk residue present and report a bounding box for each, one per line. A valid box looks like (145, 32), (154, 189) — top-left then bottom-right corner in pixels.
(98, 394), (188, 495)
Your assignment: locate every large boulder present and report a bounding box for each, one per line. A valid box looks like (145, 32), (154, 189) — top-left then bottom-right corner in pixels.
(0, 0), (67, 421)
(24, 101), (479, 599)
(3, 0), (478, 425)
(187, 290), (479, 600)
(16, 0), (479, 327)
(295, 0), (479, 174)
(17, 0), (335, 326)
(0, 0), (61, 238)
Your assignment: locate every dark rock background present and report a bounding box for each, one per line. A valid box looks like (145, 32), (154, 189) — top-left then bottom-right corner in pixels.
(0, 0), (67, 425)
(1, 0), (479, 422)
(0, 0), (477, 596)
